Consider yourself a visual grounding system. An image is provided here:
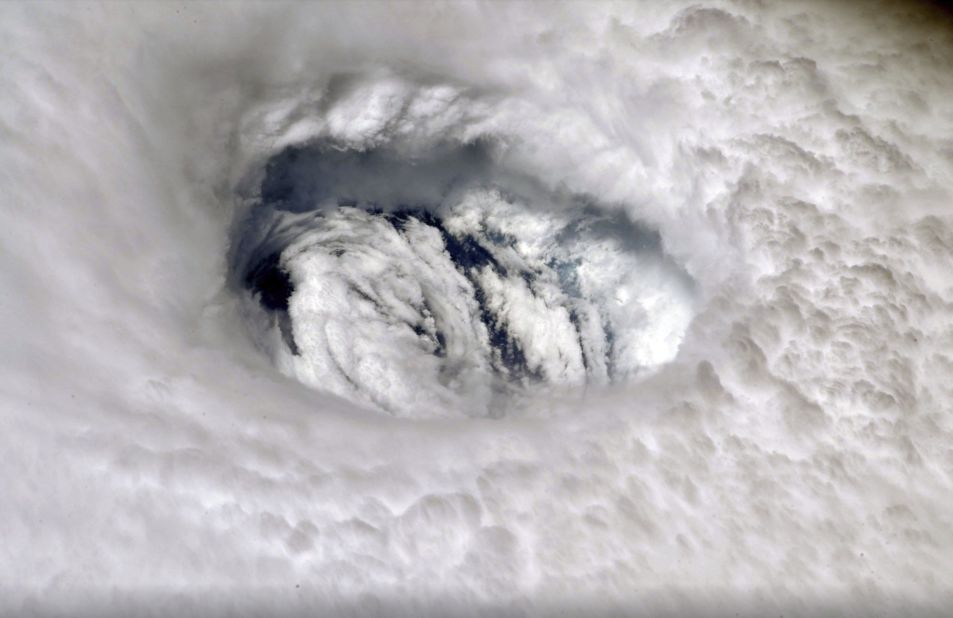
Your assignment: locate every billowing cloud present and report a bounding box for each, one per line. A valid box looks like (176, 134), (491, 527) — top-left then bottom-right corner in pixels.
(2, 1), (953, 616)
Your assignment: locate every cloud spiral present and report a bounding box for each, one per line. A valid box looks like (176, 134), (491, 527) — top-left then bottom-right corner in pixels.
(2, 1), (953, 616)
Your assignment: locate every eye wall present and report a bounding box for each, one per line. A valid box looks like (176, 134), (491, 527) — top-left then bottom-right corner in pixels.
(1, 2), (953, 616)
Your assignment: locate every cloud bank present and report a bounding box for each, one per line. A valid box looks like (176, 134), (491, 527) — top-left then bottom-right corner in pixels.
(2, 1), (953, 615)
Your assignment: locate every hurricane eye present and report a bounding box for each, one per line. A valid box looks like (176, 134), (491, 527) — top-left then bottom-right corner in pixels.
(230, 141), (696, 418)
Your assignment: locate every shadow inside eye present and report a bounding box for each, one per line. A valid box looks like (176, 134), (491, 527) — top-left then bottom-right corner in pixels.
(244, 252), (293, 312)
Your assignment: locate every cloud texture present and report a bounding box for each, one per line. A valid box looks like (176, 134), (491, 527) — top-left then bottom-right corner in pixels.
(2, 1), (953, 615)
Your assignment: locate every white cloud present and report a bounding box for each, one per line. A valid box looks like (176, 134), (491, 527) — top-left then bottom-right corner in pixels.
(2, 1), (953, 615)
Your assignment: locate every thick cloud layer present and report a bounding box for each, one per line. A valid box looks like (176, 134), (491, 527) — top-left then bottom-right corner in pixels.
(2, 1), (953, 616)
